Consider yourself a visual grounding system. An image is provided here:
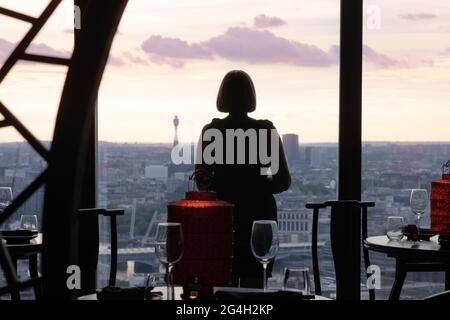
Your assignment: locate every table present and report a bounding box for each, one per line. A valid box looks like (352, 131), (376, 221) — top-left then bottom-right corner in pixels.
(364, 235), (450, 300)
(4, 233), (43, 299)
(5, 233), (43, 255)
(78, 286), (330, 301)
(78, 286), (183, 300)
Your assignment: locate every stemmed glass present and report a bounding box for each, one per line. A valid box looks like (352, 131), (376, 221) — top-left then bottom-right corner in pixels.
(250, 220), (279, 292)
(410, 189), (428, 228)
(0, 187), (13, 212)
(154, 222), (183, 300)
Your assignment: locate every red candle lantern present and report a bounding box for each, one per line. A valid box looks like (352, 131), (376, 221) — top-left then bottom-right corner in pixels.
(431, 160), (450, 233)
(168, 189), (234, 298)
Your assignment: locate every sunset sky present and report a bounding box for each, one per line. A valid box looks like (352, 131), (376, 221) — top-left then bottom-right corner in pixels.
(0, 0), (449, 143)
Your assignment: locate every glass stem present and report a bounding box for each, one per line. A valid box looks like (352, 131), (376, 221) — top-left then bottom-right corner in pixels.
(165, 264), (170, 300)
(263, 262), (268, 292)
(167, 264), (175, 300)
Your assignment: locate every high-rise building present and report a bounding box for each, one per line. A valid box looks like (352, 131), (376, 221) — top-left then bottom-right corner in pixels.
(282, 134), (300, 165)
(145, 165), (168, 180)
(304, 146), (312, 166)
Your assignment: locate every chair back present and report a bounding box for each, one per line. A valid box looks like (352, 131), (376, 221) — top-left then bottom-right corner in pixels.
(77, 208), (124, 295)
(305, 200), (375, 300)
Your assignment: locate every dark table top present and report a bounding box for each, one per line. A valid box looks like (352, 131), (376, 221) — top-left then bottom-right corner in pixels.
(3, 233), (43, 257)
(365, 236), (450, 260)
(78, 287), (332, 300)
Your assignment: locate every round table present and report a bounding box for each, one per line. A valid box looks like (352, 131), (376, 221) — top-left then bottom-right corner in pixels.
(364, 235), (450, 300)
(3, 233), (43, 299)
(5, 233), (43, 255)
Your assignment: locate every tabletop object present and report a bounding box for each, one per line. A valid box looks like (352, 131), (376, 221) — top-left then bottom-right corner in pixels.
(431, 160), (450, 233)
(168, 190), (234, 298)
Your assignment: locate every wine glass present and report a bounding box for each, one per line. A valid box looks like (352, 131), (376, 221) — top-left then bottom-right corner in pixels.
(20, 215), (38, 231)
(250, 220), (279, 292)
(0, 187), (13, 212)
(410, 189), (428, 227)
(386, 216), (404, 241)
(283, 267), (310, 295)
(154, 222), (183, 300)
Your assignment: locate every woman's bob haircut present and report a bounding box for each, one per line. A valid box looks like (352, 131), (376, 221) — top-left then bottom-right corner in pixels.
(216, 70), (256, 113)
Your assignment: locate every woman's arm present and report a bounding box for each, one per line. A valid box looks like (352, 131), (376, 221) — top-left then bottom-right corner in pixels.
(195, 164), (213, 190)
(194, 126), (214, 190)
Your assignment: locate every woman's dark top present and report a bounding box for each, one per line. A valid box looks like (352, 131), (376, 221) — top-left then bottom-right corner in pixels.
(199, 116), (277, 280)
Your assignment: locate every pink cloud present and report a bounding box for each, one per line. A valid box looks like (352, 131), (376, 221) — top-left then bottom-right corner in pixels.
(1, 37), (123, 67)
(123, 52), (149, 65)
(107, 55), (125, 67)
(139, 29), (433, 69)
(399, 13), (438, 21)
(26, 42), (71, 58)
(0, 38), (15, 63)
(253, 14), (286, 29)
(363, 45), (433, 68)
(205, 27), (333, 66)
(141, 35), (212, 60)
(329, 44), (433, 69)
(0, 38), (69, 62)
(363, 45), (401, 68)
(141, 27), (333, 68)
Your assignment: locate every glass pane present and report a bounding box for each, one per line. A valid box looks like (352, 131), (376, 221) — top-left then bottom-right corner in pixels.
(0, 128), (47, 299)
(363, 0), (450, 299)
(99, 0), (339, 295)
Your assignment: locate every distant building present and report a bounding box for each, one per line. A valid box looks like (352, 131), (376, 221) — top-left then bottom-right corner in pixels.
(282, 134), (300, 165)
(278, 209), (310, 243)
(304, 146), (312, 166)
(278, 209), (309, 234)
(145, 165), (168, 180)
(311, 147), (327, 168)
(173, 172), (189, 181)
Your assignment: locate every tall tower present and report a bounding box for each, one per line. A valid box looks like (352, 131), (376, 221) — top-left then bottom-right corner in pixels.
(173, 115), (179, 146)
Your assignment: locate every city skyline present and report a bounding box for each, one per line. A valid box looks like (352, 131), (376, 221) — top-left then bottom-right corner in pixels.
(2, 139), (447, 299)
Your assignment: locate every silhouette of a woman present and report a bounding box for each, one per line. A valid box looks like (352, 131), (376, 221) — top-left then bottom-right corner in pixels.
(196, 70), (291, 288)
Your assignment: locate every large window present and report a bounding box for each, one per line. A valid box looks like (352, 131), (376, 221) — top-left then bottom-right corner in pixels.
(7, 1), (445, 300)
(363, 0), (450, 299)
(98, 0), (340, 296)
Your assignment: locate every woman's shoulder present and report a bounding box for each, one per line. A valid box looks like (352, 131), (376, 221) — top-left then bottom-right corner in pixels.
(204, 118), (222, 128)
(203, 117), (275, 129)
(201, 118), (223, 132)
(255, 118), (275, 129)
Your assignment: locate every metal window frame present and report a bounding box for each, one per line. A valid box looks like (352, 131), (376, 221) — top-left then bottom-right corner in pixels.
(337, 0), (363, 300)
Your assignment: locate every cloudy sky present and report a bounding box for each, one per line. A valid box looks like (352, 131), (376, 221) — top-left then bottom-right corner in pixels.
(0, 0), (449, 143)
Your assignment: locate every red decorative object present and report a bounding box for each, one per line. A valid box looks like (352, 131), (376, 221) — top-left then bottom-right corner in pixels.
(431, 160), (450, 233)
(168, 191), (234, 297)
